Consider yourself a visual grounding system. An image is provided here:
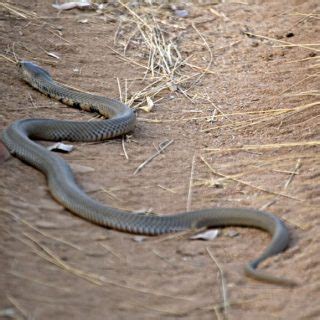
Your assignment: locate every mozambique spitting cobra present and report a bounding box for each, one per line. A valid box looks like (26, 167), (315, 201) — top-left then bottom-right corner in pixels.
(1, 61), (296, 286)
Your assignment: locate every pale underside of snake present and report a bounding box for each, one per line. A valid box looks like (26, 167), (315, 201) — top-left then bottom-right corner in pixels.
(1, 61), (296, 286)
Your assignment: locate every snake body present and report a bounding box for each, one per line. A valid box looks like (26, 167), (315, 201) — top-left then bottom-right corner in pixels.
(2, 61), (295, 286)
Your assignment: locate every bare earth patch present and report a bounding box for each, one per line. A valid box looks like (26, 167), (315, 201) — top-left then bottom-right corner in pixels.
(1, 1), (319, 319)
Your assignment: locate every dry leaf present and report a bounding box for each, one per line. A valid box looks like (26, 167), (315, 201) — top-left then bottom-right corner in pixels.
(52, 1), (92, 11)
(47, 142), (74, 153)
(139, 96), (154, 112)
(190, 229), (220, 240)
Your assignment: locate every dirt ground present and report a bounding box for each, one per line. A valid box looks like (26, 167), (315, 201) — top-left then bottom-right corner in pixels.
(1, 1), (319, 319)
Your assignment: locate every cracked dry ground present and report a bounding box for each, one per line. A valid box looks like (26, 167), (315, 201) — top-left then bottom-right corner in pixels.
(1, 1), (319, 319)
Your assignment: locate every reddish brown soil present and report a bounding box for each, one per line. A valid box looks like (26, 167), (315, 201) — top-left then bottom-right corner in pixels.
(1, 1), (319, 319)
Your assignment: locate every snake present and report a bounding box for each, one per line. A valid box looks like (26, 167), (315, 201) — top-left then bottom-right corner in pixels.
(1, 61), (296, 286)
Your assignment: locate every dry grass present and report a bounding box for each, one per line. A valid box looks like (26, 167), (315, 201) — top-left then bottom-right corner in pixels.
(244, 31), (320, 52)
(133, 139), (174, 175)
(105, 1), (216, 111)
(1, 208), (83, 250)
(0, 1), (37, 19)
(3, 226), (195, 302)
(206, 247), (229, 319)
(1, 1), (215, 112)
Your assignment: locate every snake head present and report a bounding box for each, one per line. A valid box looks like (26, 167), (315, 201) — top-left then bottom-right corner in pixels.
(17, 61), (52, 85)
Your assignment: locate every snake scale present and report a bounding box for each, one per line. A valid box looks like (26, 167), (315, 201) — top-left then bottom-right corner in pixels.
(1, 61), (295, 286)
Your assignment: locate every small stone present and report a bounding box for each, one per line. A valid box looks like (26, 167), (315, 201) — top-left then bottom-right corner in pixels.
(175, 9), (189, 18)
(133, 236), (146, 243)
(0, 308), (15, 317)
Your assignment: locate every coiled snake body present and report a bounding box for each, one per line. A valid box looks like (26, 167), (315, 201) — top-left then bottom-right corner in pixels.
(2, 61), (295, 286)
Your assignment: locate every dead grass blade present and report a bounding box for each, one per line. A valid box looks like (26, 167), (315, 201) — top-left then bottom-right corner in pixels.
(7, 230), (193, 302)
(206, 247), (229, 319)
(203, 140), (320, 152)
(1, 208), (82, 251)
(186, 153), (197, 211)
(23, 232), (104, 285)
(133, 139), (174, 175)
(0, 1), (37, 19)
(0, 53), (16, 64)
(200, 155), (303, 201)
(201, 101), (320, 133)
(6, 295), (28, 320)
(244, 31), (320, 52)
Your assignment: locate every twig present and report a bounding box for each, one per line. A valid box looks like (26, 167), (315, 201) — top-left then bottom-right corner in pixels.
(100, 187), (122, 202)
(200, 156), (303, 201)
(10, 230), (192, 302)
(122, 136), (129, 160)
(186, 23), (213, 92)
(105, 42), (150, 71)
(0, 53), (16, 64)
(157, 184), (177, 193)
(28, 93), (36, 108)
(204, 140), (320, 152)
(206, 247), (229, 317)
(259, 199), (278, 211)
(99, 242), (126, 262)
(124, 78), (128, 103)
(151, 249), (175, 267)
(133, 139), (174, 175)
(284, 159), (301, 189)
(0, 1), (37, 19)
(9, 271), (71, 292)
(23, 232), (103, 285)
(280, 73), (320, 95)
(6, 295), (29, 319)
(186, 153), (196, 211)
(117, 77), (123, 102)
(118, 0), (152, 32)
(47, 27), (72, 44)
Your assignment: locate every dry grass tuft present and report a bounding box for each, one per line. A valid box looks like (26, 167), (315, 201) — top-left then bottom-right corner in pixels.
(0, 1), (37, 19)
(103, 1), (215, 111)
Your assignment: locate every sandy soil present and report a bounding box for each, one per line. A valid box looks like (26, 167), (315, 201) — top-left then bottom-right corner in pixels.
(1, 1), (319, 319)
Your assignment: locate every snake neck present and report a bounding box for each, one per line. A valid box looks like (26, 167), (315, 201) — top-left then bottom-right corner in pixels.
(25, 75), (133, 119)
